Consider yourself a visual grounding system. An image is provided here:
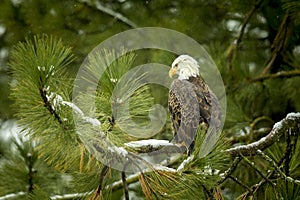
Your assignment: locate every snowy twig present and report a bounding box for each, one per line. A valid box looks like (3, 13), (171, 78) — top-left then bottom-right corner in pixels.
(229, 175), (253, 195)
(226, 113), (300, 156)
(109, 165), (176, 191)
(106, 154), (180, 192)
(109, 172), (141, 192)
(243, 154), (275, 186)
(44, 90), (101, 127)
(79, 0), (137, 28)
(0, 192), (26, 200)
(125, 139), (182, 153)
(60, 100), (100, 126)
(257, 149), (300, 185)
(218, 156), (242, 184)
(177, 155), (194, 172)
(50, 191), (93, 200)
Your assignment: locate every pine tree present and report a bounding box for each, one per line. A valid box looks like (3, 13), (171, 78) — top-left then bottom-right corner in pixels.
(0, 0), (300, 199)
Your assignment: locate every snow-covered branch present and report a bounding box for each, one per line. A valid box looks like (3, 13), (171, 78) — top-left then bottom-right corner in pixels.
(102, 167), (176, 196)
(125, 139), (182, 153)
(0, 192), (25, 200)
(177, 155), (194, 172)
(50, 191), (93, 200)
(257, 149), (300, 185)
(226, 112), (300, 156)
(48, 163), (175, 200)
(44, 90), (101, 127)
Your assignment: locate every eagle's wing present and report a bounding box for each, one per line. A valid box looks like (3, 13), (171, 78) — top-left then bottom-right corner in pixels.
(168, 79), (201, 152)
(168, 76), (221, 153)
(191, 76), (222, 142)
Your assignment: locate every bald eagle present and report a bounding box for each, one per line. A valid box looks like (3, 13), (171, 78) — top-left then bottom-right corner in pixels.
(168, 55), (221, 154)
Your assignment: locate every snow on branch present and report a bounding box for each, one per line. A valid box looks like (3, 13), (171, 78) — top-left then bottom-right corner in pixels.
(61, 100), (100, 126)
(48, 160), (178, 200)
(50, 191), (93, 200)
(44, 89), (100, 127)
(257, 149), (300, 185)
(125, 139), (182, 153)
(0, 192), (26, 200)
(177, 155), (194, 172)
(227, 112), (300, 156)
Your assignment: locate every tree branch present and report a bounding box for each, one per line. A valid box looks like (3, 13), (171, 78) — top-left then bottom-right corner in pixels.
(226, 113), (300, 156)
(5, 113), (299, 199)
(229, 175), (253, 195)
(92, 166), (109, 199)
(218, 156), (242, 184)
(79, 0), (137, 28)
(251, 70), (300, 82)
(257, 149), (300, 185)
(124, 139), (183, 153)
(242, 155), (275, 187)
(105, 154), (179, 193)
(225, 0), (263, 70)
(261, 12), (293, 76)
(122, 171), (129, 200)
(0, 192), (26, 200)
(228, 127), (271, 145)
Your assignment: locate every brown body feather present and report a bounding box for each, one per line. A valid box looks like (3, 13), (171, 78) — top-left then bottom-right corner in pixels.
(168, 76), (221, 154)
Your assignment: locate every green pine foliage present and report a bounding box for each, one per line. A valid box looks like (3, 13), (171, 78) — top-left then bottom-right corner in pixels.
(9, 35), (81, 173)
(0, 137), (69, 197)
(1, 0), (300, 199)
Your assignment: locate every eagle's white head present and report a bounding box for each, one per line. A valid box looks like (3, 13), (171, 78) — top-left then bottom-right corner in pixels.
(169, 55), (200, 80)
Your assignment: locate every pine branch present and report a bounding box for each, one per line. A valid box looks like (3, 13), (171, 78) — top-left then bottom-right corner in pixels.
(109, 172), (140, 192)
(177, 155), (194, 172)
(40, 87), (64, 125)
(244, 135), (297, 197)
(55, 93), (101, 126)
(226, 113), (300, 156)
(249, 116), (273, 132)
(50, 192), (93, 200)
(243, 168), (276, 198)
(125, 139), (183, 153)
(225, 0), (263, 70)
(202, 185), (214, 200)
(261, 12), (294, 75)
(122, 171), (129, 200)
(92, 166), (109, 199)
(284, 129), (292, 175)
(107, 155), (179, 192)
(0, 192), (26, 200)
(242, 155), (275, 187)
(27, 153), (35, 194)
(228, 116), (273, 145)
(257, 149), (300, 185)
(79, 0), (137, 28)
(228, 128), (271, 145)
(251, 70), (300, 82)
(228, 175), (253, 195)
(218, 156), (242, 184)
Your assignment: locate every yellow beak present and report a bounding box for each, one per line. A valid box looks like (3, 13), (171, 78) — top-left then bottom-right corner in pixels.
(169, 68), (177, 78)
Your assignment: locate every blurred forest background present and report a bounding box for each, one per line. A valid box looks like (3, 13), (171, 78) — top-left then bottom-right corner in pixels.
(0, 0), (300, 199)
